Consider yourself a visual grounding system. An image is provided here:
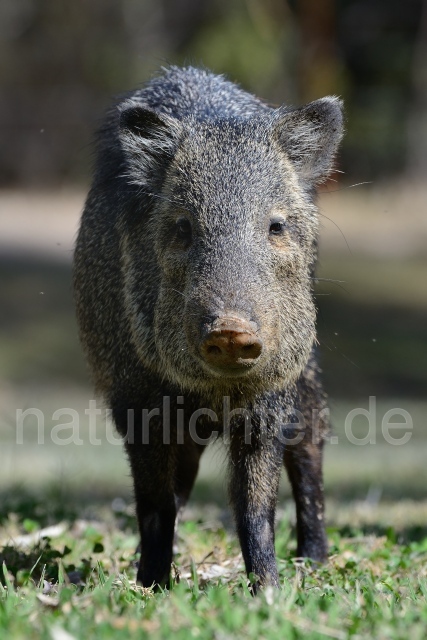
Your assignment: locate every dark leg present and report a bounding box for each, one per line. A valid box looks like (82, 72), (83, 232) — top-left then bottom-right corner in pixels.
(126, 439), (177, 587)
(172, 440), (205, 562)
(284, 439), (328, 561)
(175, 439), (205, 510)
(112, 397), (179, 590)
(115, 402), (205, 588)
(229, 425), (285, 590)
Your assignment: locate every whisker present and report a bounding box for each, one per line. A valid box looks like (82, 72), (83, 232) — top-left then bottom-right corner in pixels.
(318, 180), (372, 255)
(149, 191), (196, 217)
(322, 181), (373, 193)
(317, 330), (360, 369)
(311, 278), (350, 295)
(316, 338), (333, 351)
(149, 191), (181, 208)
(169, 287), (188, 300)
(318, 211), (353, 255)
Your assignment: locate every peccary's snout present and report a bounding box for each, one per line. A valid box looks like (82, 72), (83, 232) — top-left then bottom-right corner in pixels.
(200, 317), (263, 373)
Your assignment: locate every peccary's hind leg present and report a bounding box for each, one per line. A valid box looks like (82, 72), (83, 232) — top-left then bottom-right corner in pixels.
(229, 424), (285, 591)
(172, 440), (205, 560)
(284, 439), (328, 562)
(286, 357), (330, 562)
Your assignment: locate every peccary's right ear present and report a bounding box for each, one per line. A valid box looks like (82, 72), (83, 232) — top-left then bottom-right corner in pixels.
(118, 101), (183, 186)
(271, 97), (344, 185)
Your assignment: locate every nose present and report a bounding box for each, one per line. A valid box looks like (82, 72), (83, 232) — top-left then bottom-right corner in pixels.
(200, 317), (263, 371)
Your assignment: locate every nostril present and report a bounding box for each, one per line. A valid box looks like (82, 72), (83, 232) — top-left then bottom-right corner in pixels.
(241, 344), (255, 352)
(238, 340), (262, 360)
(207, 345), (221, 355)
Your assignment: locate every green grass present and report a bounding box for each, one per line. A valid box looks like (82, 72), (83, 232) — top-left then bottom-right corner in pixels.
(1, 501), (427, 639)
(2, 390), (427, 638)
(2, 387), (427, 637)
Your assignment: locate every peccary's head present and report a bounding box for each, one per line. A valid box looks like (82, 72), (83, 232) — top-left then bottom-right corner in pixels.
(118, 98), (343, 397)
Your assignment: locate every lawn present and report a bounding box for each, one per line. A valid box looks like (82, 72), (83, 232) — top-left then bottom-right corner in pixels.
(1, 391), (427, 639)
(1, 491), (427, 640)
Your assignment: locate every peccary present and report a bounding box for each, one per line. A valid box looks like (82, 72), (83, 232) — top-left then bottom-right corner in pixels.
(74, 66), (343, 590)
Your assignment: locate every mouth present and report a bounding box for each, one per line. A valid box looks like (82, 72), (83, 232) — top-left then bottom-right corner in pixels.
(198, 357), (261, 379)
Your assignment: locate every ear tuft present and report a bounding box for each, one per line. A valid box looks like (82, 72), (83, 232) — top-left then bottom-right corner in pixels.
(272, 97), (344, 184)
(120, 105), (169, 139)
(118, 101), (182, 186)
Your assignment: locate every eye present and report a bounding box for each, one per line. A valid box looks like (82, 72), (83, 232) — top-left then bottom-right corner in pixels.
(269, 218), (286, 236)
(176, 217), (192, 244)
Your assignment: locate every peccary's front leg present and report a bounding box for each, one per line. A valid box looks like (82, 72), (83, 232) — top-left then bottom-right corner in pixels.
(114, 399), (205, 588)
(113, 398), (177, 588)
(284, 439), (328, 562)
(229, 423), (285, 590)
(125, 436), (177, 588)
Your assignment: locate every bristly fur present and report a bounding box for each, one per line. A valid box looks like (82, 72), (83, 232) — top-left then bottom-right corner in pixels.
(73, 65), (344, 590)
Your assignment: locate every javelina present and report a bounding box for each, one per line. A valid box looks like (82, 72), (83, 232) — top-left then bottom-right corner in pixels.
(74, 66), (343, 590)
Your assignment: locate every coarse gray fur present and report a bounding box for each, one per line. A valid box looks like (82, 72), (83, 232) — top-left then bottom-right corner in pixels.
(74, 65), (344, 589)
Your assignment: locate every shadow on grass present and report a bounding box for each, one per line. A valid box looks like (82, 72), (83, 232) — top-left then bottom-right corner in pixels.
(329, 522), (427, 544)
(1, 252), (427, 393)
(2, 477), (427, 542)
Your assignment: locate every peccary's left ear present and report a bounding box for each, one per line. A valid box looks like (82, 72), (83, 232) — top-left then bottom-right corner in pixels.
(272, 97), (344, 184)
(118, 100), (184, 186)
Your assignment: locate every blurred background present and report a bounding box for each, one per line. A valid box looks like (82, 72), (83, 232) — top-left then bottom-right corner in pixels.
(1, 0), (426, 536)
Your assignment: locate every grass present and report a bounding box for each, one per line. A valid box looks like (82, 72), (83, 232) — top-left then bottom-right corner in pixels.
(2, 390), (427, 639)
(2, 389), (427, 639)
(1, 497), (427, 639)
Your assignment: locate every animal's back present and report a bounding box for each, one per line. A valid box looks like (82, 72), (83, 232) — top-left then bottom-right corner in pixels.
(129, 65), (271, 121)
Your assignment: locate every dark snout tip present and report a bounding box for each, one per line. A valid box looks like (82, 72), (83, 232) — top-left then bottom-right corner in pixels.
(200, 317), (263, 374)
